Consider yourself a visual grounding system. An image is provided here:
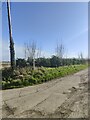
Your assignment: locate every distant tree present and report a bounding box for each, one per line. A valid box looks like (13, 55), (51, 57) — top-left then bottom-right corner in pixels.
(36, 47), (41, 66)
(37, 58), (51, 67)
(50, 55), (60, 67)
(26, 41), (36, 70)
(27, 57), (33, 66)
(56, 43), (65, 59)
(78, 52), (84, 64)
(24, 43), (27, 60)
(55, 42), (65, 66)
(16, 58), (27, 67)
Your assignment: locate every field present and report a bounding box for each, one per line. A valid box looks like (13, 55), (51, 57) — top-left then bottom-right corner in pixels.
(0, 62), (10, 69)
(2, 64), (88, 90)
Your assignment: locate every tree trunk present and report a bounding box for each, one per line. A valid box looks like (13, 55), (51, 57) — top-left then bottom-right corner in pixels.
(7, 0), (15, 70)
(33, 58), (35, 70)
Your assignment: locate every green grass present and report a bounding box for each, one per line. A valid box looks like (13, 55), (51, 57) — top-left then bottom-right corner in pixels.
(2, 64), (88, 90)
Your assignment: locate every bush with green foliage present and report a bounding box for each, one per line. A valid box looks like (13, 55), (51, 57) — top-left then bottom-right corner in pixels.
(16, 58), (27, 67)
(2, 64), (88, 89)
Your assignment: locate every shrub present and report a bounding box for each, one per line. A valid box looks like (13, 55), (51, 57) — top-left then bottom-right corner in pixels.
(13, 69), (21, 78)
(2, 68), (13, 80)
(16, 58), (27, 67)
(28, 76), (37, 84)
(19, 68), (27, 75)
(2, 64), (88, 89)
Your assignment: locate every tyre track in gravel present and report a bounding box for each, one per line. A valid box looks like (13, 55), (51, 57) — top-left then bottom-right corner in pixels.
(2, 68), (88, 118)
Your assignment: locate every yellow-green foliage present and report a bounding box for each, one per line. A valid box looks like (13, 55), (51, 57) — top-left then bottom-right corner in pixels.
(2, 64), (88, 89)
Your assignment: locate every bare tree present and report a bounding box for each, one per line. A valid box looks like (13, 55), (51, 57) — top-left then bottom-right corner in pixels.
(56, 43), (65, 59)
(24, 43), (27, 60)
(37, 47), (41, 59)
(25, 41), (36, 70)
(36, 47), (41, 67)
(32, 41), (36, 70)
(80, 52), (83, 60)
(78, 52), (83, 60)
(78, 52), (84, 64)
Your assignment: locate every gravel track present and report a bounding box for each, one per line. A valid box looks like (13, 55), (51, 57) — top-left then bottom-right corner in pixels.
(1, 68), (89, 118)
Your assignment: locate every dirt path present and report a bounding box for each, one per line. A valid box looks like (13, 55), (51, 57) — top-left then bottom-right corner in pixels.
(1, 68), (88, 118)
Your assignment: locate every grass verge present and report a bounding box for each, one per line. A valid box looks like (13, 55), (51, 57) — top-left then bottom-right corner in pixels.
(2, 64), (88, 90)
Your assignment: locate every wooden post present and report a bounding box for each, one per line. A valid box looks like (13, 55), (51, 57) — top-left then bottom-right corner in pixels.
(7, 0), (15, 70)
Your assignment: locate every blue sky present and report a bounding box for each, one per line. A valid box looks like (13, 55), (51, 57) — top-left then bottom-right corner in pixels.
(2, 2), (88, 61)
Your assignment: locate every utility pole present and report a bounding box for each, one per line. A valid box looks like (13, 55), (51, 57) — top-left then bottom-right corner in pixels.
(7, 0), (15, 70)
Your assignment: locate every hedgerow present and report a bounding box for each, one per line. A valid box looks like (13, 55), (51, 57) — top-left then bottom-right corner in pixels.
(2, 64), (88, 90)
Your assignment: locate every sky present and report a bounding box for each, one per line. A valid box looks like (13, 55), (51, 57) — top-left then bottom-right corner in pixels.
(1, 2), (88, 61)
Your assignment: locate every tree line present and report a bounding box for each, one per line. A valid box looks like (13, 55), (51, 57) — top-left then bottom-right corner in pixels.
(16, 55), (86, 68)
(15, 41), (86, 69)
